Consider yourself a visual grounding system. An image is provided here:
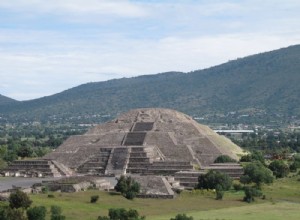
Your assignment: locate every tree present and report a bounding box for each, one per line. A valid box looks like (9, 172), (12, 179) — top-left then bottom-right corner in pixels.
(240, 151), (265, 163)
(170, 213), (193, 220)
(115, 176), (140, 200)
(240, 162), (274, 188)
(9, 189), (32, 209)
(196, 170), (232, 200)
(214, 155), (236, 163)
(50, 206), (65, 220)
(268, 160), (289, 178)
(27, 206), (47, 220)
(0, 207), (27, 220)
(17, 146), (33, 158)
(98, 208), (145, 220)
(243, 186), (262, 203)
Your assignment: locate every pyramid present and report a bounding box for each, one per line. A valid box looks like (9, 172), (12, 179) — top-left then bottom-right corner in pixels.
(43, 108), (244, 176)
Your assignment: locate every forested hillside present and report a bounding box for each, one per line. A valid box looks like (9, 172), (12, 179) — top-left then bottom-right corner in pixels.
(1, 45), (299, 123)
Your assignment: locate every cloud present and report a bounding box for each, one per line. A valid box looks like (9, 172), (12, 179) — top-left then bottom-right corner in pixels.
(0, 0), (300, 100)
(0, 0), (147, 17)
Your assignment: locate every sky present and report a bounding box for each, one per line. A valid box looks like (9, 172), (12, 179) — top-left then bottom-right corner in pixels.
(0, 0), (300, 101)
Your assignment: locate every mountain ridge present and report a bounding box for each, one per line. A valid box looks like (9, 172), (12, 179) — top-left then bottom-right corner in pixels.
(1, 45), (299, 123)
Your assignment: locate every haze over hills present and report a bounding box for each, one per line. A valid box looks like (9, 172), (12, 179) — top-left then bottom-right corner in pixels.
(1, 45), (300, 123)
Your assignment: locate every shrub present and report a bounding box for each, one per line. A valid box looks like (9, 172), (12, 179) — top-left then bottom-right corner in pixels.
(214, 155), (236, 163)
(90, 195), (99, 203)
(269, 160), (289, 178)
(240, 162), (274, 188)
(50, 205), (65, 220)
(0, 207), (27, 220)
(196, 170), (232, 200)
(233, 183), (243, 191)
(98, 208), (145, 220)
(27, 206), (47, 220)
(9, 189), (32, 209)
(115, 176), (140, 200)
(243, 186), (262, 203)
(170, 213), (194, 220)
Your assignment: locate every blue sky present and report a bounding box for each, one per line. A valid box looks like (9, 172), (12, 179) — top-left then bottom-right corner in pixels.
(0, 0), (300, 100)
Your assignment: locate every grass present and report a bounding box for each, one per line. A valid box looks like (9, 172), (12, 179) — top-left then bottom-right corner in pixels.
(24, 175), (300, 220)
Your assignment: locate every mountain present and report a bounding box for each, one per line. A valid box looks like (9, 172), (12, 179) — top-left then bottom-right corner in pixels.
(1, 45), (300, 123)
(0, 94), (18, 106)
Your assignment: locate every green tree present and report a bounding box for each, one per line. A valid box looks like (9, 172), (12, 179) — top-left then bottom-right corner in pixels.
(240, 162), (274, 188)
(115, 176), (140, 200)
(196, 170), (232, 200)
(50, 206), (65, 220)
(27, 206), (47, 220)
(9, 189), (32, 209)
(98, 208), (145, 220)
(243, 186), (262, 203)
(0, 207), (27, 220)
(268, 160), (289, 178)
(17, 146), (33, 158)
(214, 155), (236, 163)
(170, 213), (193, 220)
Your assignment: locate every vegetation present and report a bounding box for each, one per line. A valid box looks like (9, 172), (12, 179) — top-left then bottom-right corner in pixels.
(196, 170), (232, 200)
(240, 162), (274, 188)
(97, 208), (145, 220)
(16, 174), (300, 220)
(1, 45), (300, 125)
(170, 213), (193, 220)
(90, 195), (99, 203)
(50, 205), (66, 220)
(115, 176), (141, 200)
(27, 206), (47, 220)
(9, 189), (32, 209)
(242, 186), (262, 203)
(268, 160), (290, 178)
(214, 155), (236, 163)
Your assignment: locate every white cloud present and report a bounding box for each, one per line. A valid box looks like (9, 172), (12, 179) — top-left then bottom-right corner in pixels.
(0, 0), (300, 100)
(0, 0), (147, 17)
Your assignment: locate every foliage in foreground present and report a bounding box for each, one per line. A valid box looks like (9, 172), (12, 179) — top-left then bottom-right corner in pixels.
(170, 213), (194, 220)
(214, 155), (236, 163)
(196, 170), (232, 200)
(115, 176), (140, 200)
(268, 160), (290, 178)
(27, 206), (47, 220)
(243, 186), (263, 203)
(9, 189), (32, 209)
(97, 208), (145, 220)
(240, 162), (274, 188)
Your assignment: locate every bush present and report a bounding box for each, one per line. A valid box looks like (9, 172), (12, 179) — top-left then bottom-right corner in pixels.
(0, 207), (27, 220)
(243, 186), (262, 203)
(9, 189), (32, 209)
(27, 206), (47, 220)
(170, 213), (194, 220)
(41, 186), (49, 194)
(269, 160), (289, 178)
(98, 208), (145, 220)
(115, 176), (140, 200)
(214, 155), (237, 163)
(196, 170), (232, 200)
(240, 162), (274, 188)
(50, 206), (65, 220)
(233, 183), (244, 191)
(90, 195), (99, 203)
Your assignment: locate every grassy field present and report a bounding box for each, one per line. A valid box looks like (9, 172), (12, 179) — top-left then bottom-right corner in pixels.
(27, 175), (300, 220)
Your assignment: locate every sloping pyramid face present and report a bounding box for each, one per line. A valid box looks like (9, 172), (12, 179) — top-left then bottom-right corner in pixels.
(44, 108), (243, 173)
